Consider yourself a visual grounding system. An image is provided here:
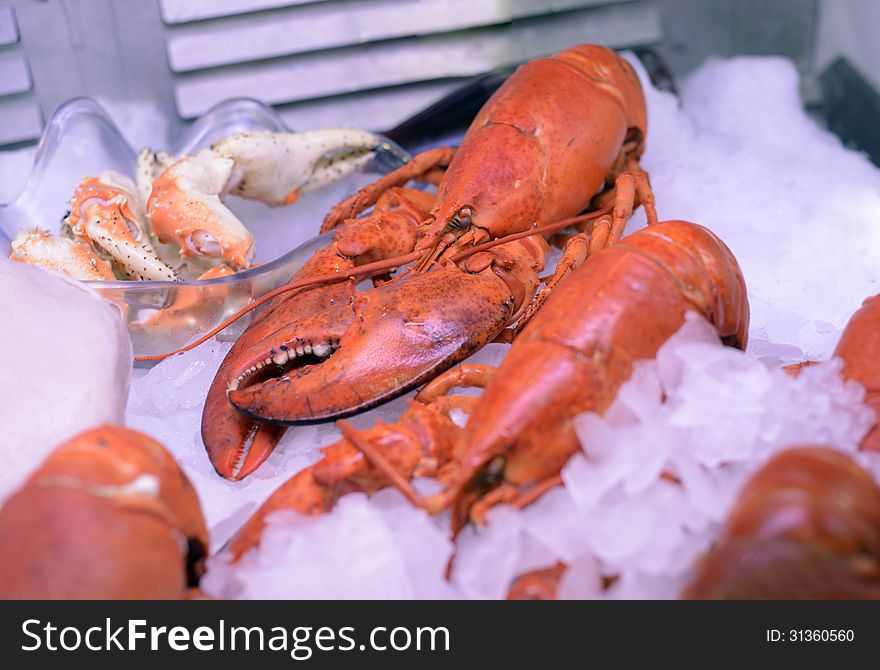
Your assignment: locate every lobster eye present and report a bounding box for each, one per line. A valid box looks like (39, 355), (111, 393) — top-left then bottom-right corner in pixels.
(481, 456), (507, 485)
(451, 206), (474, 229)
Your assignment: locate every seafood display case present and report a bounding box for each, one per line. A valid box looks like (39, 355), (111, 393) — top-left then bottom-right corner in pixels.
(2, 0), (880, 603)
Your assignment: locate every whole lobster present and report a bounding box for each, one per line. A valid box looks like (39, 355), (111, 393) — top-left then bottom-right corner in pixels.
(196, 43), (656, 480)
(682, 447), (880, 599)
(0, 425), (208, 599)
(224, 220), (749, 565)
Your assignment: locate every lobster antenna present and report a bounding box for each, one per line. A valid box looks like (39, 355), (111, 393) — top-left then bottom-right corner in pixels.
(135, 250), (422, 362)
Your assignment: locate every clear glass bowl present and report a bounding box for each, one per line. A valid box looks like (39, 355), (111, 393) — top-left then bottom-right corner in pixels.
(0, 98), (410, 358)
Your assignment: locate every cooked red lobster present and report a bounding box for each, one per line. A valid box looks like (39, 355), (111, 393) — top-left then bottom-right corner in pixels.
(196, 44), (657, 480)
(225, 220), (749, 562)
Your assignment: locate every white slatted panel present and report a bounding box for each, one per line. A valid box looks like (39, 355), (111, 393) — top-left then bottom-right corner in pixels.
(160, 0), (323, 24)
(0, 96), (42, 145)
(278, 79), (463, 132)
(166, 0), (614, 72)
(0, 0), (662, 148)
(0, 52), (31, 97)
(0, 5), (18, 46)
(173, 2), (662, 120)
(0, 4), (39, 146)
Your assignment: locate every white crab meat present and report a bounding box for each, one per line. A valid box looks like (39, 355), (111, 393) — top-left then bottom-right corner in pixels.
(145, 129), (381, 269)
(10, 228), (115, 281)
(64, 172), (178, 281)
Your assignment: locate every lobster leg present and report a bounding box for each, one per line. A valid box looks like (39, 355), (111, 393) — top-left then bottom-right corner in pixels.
(416, 363), (497, 402)
(609, 164), (658, 245)
(468, 474), (565, 526)
(225, 397), (466, 559)
(321, 147), (456, 232)
(512, 228), (594, 338)
(342, 362), (500, 513)
(203, 188), (431, 479)
(507, 563), (566, 600)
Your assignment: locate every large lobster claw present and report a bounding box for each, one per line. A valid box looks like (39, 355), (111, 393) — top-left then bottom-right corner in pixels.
(202, 278), (354, 479)
(228, 264), (517, 423)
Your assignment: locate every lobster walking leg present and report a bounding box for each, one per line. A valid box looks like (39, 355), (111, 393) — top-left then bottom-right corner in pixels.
(507, 563), (566, 600)
(416, 363), (497, 402)
(510, 227), (593, 338)
(321, 147), (456, 232)
(608, 164), (658, 244)
(224, 396), (472, 559)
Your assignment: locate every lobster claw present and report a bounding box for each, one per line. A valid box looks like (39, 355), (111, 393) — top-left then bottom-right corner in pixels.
(202, 279), (355, 479)
(228, 266), (515, 424)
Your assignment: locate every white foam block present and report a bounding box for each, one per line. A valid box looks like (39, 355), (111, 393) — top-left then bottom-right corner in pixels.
(0, 258), (132, 500)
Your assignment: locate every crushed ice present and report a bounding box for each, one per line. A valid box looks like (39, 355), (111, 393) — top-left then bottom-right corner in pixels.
(116, 55), (880, 597)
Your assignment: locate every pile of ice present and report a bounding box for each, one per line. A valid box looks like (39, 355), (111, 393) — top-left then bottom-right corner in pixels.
(634, 56), (880, 364)
(203, 490), (459, 599)
(115, 53), (880, 598)
(0, 257), (132, 502)
(200, 316), (876, 599)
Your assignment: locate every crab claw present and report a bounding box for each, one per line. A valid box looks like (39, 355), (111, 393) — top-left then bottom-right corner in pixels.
(65, 173), (178, 281)
(211, 128), (382, 204)
(136, 147), (174, 205)
(227, 265), (516, 424)
(10, 227), (115, 280)
(147, 151), (256, 269)
(145, 129), (382, 270)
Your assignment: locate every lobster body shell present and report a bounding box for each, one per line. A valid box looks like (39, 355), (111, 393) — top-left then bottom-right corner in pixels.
(438, 221), (749, 511)
(425, 44), (646, 248)
(834, 294), (880, 451)
(0, 425), (208, 599)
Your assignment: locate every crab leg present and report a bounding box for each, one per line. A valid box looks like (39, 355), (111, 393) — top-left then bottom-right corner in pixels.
(146, 129), (383, 269)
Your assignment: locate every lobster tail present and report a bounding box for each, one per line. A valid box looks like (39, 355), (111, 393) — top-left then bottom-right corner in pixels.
(0, 425), (208, 599)
(683, 447), (880, 599)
